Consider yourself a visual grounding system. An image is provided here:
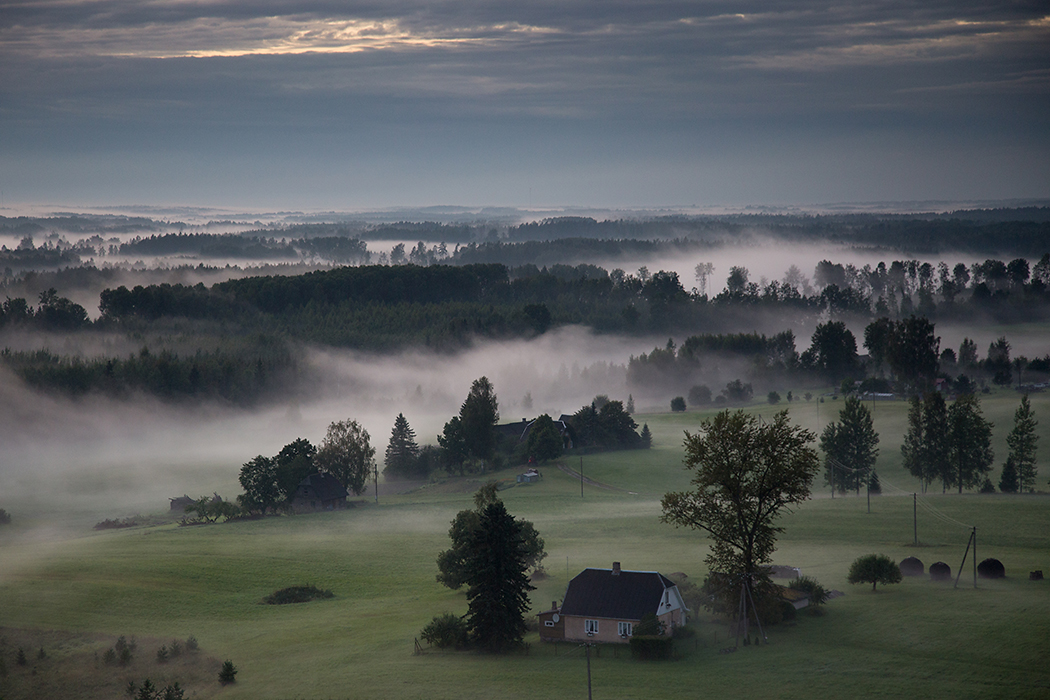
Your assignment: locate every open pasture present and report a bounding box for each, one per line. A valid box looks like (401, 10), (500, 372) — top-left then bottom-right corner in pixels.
(1, 390), (1049, 699)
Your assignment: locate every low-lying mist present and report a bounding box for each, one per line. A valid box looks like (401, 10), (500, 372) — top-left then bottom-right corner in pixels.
(0, 326), (693, 533)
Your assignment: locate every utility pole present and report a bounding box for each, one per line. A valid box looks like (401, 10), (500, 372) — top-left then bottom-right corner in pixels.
(913, 493), (918, 545)
(585, 642), (593, 700)
(580, 455), (584, 498)
(374, 461), (379, 504)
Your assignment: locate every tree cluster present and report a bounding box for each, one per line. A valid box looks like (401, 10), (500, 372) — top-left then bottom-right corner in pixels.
(238, 420), (374, 514)
(902, 393), (995, 493)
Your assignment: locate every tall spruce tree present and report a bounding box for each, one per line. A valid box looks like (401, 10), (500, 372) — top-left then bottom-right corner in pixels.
(947, 394), (995, 493)
(459, 377), (500, 467)
(819, 396), (879, 495)
(464, 500), (536, 653)
(384, 413), (421, 479)
(1007, 394), (1039, 492)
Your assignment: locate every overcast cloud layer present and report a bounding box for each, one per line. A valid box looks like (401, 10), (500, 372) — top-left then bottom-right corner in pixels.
(1, 1), (1048, 209)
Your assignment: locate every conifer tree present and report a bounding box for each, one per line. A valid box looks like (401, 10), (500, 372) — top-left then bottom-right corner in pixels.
(384, 413), (421, 479)
(640, 423), (652, 448)
(1007, 395), (1039, 492)
(999, 456), (1019, 493)
(465, 500), (535, 652)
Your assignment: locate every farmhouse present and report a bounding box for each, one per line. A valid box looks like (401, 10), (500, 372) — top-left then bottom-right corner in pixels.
(495, 417), (573, 448)
(538, 563), (688, 643)
(290, 473), (348, 513)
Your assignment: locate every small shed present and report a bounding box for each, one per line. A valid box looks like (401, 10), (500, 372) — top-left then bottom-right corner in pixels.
(290, 473), (348, 513)
(517, 468), (541, 483)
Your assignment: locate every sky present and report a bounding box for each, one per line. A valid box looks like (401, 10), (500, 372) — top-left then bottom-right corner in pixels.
(2, 1), (1049, 211)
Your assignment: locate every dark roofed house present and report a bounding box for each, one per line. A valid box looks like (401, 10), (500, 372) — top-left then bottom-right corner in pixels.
(290, 473), (348, 513)
(538, 562), (688, 643)
(496, 417), (574, 450)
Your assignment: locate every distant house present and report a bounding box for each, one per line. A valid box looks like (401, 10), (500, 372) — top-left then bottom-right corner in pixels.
(290, 473), (348, 513)
(517, 468), (541, 483)
(538, 563), (688, 644)
(495, 417), (573, 449)
(169, 495), (195, 512)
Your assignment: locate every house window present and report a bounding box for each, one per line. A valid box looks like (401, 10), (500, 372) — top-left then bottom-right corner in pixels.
(544, 621), (555, 628)
(618, 621), (633, 637)
(585, 620), (599, 635)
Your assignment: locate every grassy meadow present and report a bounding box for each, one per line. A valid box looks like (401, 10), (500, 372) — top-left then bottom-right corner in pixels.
(1, 389), (1049, 699)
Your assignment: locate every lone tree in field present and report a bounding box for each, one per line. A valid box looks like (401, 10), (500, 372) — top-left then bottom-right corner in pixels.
(820, 396), (879, 495)
(437, 484), (546, 590)
(316, 419), (375, 495)
(1006, 395), (1039, 492)
(847, 554), (902, 591)
(459, 376), (500, 467)
(464, 499), (536, 652)
(661, 410), (819, 610)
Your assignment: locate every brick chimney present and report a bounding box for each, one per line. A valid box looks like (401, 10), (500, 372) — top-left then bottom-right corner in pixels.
(612, 562), (621, 576)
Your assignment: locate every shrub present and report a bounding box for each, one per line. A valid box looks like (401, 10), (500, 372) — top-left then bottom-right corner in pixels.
(629, 635), (674, 660)
(929, 561), (952, 581)
(102, 647), (117, 665)
(421, 612), (469, 649)
(635, 613), (665, 636)
(36, 646), (46, 660)
(16, 647), (27, 666)
(169, 640), (181, 657)
(185, 636), (198, 652)
(899, 557), (924, 577)
(218, 660), (237, 685)
(0, 508), (11, 525)
(788, 575), (829, 606)
(262, 585), (334, 605)
(977, 558), (1006, 579)
(156, 645), (169, 663)
(780, 600), (797, 621)
(687, 385), (712, 406)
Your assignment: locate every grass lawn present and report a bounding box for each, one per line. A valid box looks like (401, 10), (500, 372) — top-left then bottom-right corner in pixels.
(1, 389), (1049, 699)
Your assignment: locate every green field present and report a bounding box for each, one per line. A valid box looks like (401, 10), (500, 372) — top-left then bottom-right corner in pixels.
(2, 390), (1049, 699)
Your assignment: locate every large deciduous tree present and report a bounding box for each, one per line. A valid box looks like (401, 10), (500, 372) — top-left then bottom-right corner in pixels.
(315, 419), (375, 495)
(1006, 395), (1039, 492)
(947, 394), (995, 493)
(274, 438), (317, 501)
(847, 554), (902, 592)
(464, 500), (536, 653)
(805, 321), (858, 381)
(238, 455), (281, 515)
(902, 393), (951, 493)
(819, 396), (879, 495)
(887, 316), (940, 391)
(661, 410), (819, 610)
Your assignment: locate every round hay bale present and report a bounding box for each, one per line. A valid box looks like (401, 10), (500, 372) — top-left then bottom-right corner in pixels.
(929, 561), (951, 581)
(899, 556), (925, 577)
(977, 558), (1005, 579)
